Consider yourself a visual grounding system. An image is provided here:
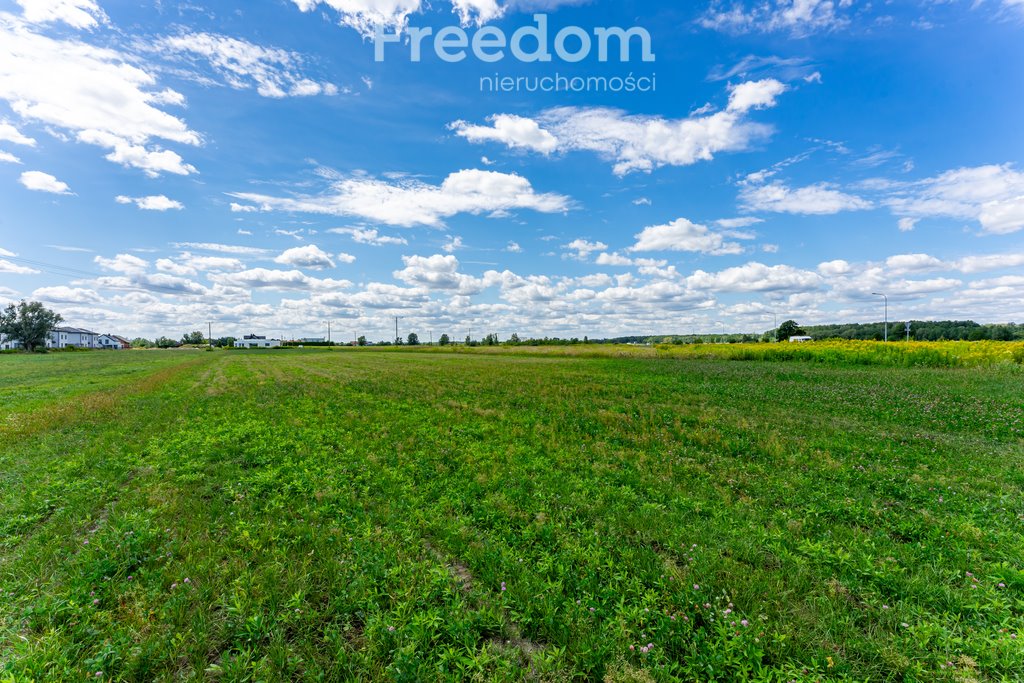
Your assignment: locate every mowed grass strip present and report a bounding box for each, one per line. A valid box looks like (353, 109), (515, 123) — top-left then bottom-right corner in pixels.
(1, 350), (1022, 682)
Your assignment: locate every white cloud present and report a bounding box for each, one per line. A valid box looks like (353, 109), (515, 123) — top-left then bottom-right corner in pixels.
(95, 253), (148, 274)
(77, 130), (197, 177)
(393, 254), (491, 294)
(15, 0), (106, 30)
(230, 202), (259, 213)
(328, 227), (408, 246)
(442, 235), (465, 253)
(452, 0), (505, 25)
(0, 121), (35, 146)
(274, 244), (337, 270)
(449, 114), (559, 154)
(115, 194), (184, 211)
(504, 241), (523, 253)
(0, 15), (200, 175)
(885, 253), (946, 274)
(954, 253), (1024, 274)
(898, 217), (918, 232)
(716, 217), (763, 229)
(885, 164), (1024, 235)
(19, 170), (71, 194)
(630, 218), (746, 255)
(230, 169), (571, 228)
(31, 285), (102, 303)
(0, 150), (21, 164)
(0, 247), (14, 257)
(212, 267), (352, 291)
(450, 80), (786, 176)
(563, 239), (608, 261)
(336, 252), (357, 264)
(687, 262), (822, 293)
(727, 79), (788, 113)
(0, 258), (39, 274)
(172, 242), (271, 256)
(148, 32), (338, 99)
(740, 180), (872, 215)
(700, 0), (854, 36)
(290, 0), (422, 37)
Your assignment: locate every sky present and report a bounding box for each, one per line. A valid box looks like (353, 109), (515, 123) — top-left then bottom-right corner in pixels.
(1, 0), (1023, 342)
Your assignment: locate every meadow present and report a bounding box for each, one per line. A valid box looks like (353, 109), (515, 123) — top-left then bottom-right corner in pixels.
(0, 346), (1022, 682)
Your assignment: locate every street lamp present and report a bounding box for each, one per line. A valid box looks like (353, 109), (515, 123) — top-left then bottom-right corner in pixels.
(872, 293), (888, 342)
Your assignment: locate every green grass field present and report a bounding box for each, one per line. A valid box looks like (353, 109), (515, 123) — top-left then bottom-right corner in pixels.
(1, 349), (1022, 682)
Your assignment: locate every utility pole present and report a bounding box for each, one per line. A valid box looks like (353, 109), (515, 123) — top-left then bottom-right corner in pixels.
(395, 317), (400, 345)
(872, 293), (888, 342)
(327, 320), (332, 345)
(906, 321), (912, 342)
(208, 321), (212, 348)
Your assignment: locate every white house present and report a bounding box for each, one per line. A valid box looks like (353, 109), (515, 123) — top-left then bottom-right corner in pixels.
(234, 334), (282, 349)
(789, 336), (814, 343)
(0, 333), (22, 351)
(48, 327), (99, 349)
(98, 334), (131, 350)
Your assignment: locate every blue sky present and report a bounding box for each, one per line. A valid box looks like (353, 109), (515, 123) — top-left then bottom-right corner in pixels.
(1, 0), (1023, 341)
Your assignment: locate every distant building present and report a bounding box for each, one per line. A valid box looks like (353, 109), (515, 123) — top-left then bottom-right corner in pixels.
(788, 336), (813, 343)
(49, 327), (99, 349)
(98, 334), (131, 350)
(234, 334), (282, 349)
(0, 334), (22, 351)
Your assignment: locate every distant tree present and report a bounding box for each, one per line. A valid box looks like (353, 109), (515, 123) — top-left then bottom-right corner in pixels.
(482, 333), (499, 346)
(438, 334), (451, 346)
(0, 300), (63, 353)
(509, 333), (520, 344)
(155, 336), (179, 348)
(213, 337), (236, 348)
(181, 331), (205, 345)
(407, 332), (420, 346)
(131, 337), (153, 349)
(776, 320), (805, 342)
(465, 335), (474, 346)
(357, 336), (368, 347)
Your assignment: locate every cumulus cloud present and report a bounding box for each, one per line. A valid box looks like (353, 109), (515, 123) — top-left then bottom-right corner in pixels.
(0, 14), (200, 176)
(230, 169), (571, 228)
(274, 244), (337, 270)
(19, 170), (71, 194)
(687, 262), (823, 293)
(885, 164), (1024, 234)
(563, 239), (609, 261)
(212, 267), (352, 291)
(449, 114), (559, 154)
(147, 32), (338, 99)
(740, 180), (872, 215)
(95, 253), (148, 274)
(0, 150), (21, 164)
(630, 218), (747, 255)
(31, 285), (102, 304)
(393, 254), (490, 294)
(449, 80), (787, 176)
(115, 194), (184, 211)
